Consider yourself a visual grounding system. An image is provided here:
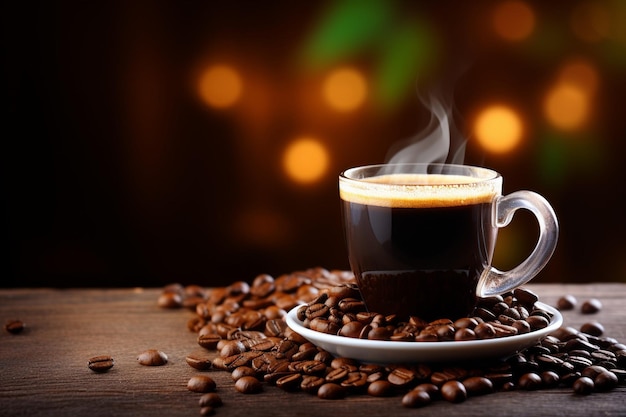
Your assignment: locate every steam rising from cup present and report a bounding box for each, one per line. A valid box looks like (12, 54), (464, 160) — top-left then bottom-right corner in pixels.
(381, 92), (466, 175)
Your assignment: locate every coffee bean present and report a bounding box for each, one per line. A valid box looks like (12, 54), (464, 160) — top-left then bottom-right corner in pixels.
(367, 380), (394, 397)
(88, 355), (115, 373)
(402, 389), (431, 408)
(462, 376), (493, 396)
(594, 370), (618, 391)
(300, 375), (325, 394)
(556, 295), (577, 310)
(4, 319), (25, 334)
(231, 366), (257, 381)
(137, 349), (168, 366)
(198, 393), (222, 407)
(317, 383), (346, 399)
(186, 351), (213, 370)
(276, 373), (303, 392)
(581, 299), (602, 314)
(440, 380), (467, 403)
(540, 371), (560, 388)
(573, 376), (594, 395)
(513, 287), (538, 308)
(580, 321), (604, 337)
(187, 375), (217, 393)
(157, 292), (183, 308)
(235, 376), (262, 394)
(387, 367), (417, 386)
(518, 372), (542, 390)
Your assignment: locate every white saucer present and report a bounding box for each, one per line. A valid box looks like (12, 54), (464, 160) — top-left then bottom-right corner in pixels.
(285, 302), (562, 364)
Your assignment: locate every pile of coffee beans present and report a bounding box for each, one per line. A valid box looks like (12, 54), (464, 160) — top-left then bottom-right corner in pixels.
(296, 284), (552, 342)
(159, 267), (626, 413)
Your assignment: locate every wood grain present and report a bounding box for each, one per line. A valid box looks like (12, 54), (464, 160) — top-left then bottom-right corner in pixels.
(1, 284), (625, 417)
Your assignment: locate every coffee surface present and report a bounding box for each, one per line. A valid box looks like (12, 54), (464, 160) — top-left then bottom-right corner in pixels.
(340, 174), (498, 208)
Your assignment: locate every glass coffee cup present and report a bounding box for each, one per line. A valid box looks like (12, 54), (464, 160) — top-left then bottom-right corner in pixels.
(339, 163), (558, 321)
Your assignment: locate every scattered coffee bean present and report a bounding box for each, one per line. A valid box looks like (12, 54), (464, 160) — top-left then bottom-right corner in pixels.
(198, 393), (222, 408)
(188, 375), (217, 393)
(573, 376), (594, 395)
(580, 321), (604, 336)
(518, 372), (542, 390)
(5, 319), (25, 334)
(186, 350), (213, 370)
(88, 355), (115, 373)
(461, 376), (493, 396)
(317, 383), (346, 399)
(235, 376), (262, 394)
(581, 299), (602, 314)
(137, 349), (168, 366)
(402, 389), (431, 408)
(556, 295), (577, 310)
(367, 380), (394, 397)
(440, 380), (467, 403)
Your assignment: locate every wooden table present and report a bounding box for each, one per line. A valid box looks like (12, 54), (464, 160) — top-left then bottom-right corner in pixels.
(1, 284), (625, 417)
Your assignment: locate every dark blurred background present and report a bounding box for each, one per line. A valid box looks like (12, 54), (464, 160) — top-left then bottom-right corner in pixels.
(3, 0), (625, 288)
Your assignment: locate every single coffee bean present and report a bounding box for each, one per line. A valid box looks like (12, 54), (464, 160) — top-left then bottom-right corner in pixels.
(462, 376), (493, 396)
(556, 295), (577, 310)
(572, 376), (594, 395)
(514, 287), (539, 308)
(581, 299), (602, 314)
(580, 321), (604, 336)
(367, 380), (394, 397)
(187, 375), (217, 393)
(88, 355), (115, 373)
(198, 392), (222, 407)
(4, 319), (25, 334)
(231, 366), (257, 381)
(402, 389), (431, 408)
(440, 380), (467, 403)
(540, 371), (560, 388)
(594, 370), (618, 391)
(300, 375), (325, 394)
(137, 349), (168, 366)
(235, 376), (262, 394)
(518, 372), (542, 390)
(276, 373), (303, 392)
(157, 292), (183, 308)
(317, 383), (346, 399)
(186, 351), (213, 370)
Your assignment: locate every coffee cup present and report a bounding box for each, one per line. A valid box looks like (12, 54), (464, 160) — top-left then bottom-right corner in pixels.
(339, 163), (558, 321)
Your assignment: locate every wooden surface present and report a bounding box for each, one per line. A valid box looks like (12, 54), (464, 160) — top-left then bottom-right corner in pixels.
(1, 284), (625, 417)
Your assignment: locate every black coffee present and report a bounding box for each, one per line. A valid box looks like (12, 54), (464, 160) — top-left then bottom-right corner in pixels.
(341, 173), (497, 321)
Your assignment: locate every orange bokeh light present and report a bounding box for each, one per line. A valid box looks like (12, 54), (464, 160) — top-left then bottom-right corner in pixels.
(322, 67), (368, 112)
(198, 65), (243, 108)
(543, 83), (589, 131)
(558, 59), (599, 95)
(492, 0), (536, 41)
(282, 137), (330, 184)
(474, 105), (524, 154)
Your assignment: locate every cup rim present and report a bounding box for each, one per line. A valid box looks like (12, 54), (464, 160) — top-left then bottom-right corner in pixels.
(339, 163), (501, 186)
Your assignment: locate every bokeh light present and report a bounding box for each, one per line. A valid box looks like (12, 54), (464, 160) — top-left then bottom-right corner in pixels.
(558, 59), (599, 95)
(198, 64), (243, 108)
(543, 83), (590, 131)
(322, 67), (368, 111)
(492, 0), (536, 41)
(473, 105), (524, 154)
(282, 137), (330, 184)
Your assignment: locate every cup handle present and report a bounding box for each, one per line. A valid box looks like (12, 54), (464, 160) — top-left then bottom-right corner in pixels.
(476, 191), (559, 297)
